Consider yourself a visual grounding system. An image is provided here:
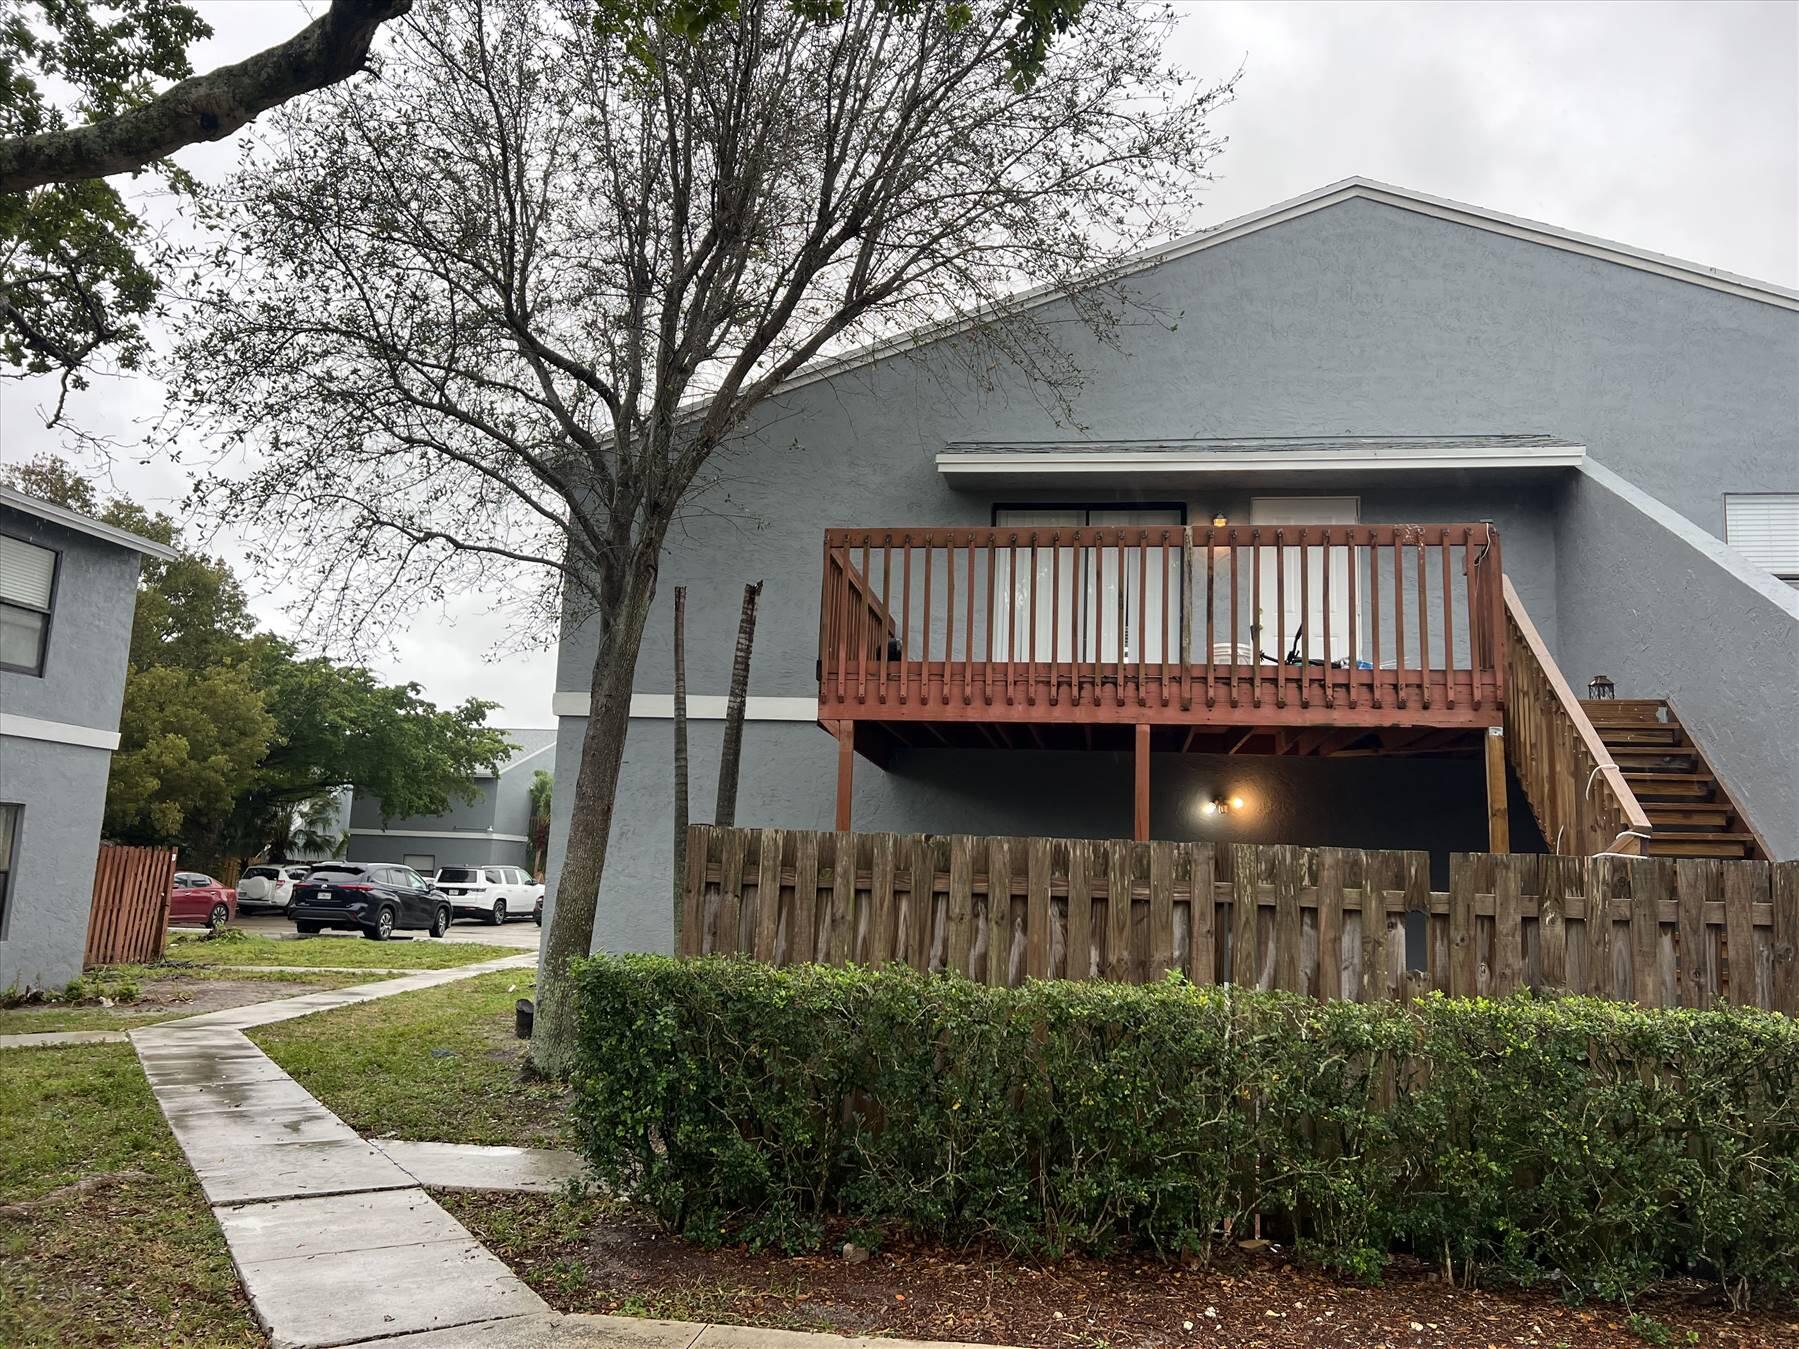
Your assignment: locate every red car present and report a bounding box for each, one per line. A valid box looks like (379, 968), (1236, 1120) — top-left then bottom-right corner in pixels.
(169, 871), (237, 930)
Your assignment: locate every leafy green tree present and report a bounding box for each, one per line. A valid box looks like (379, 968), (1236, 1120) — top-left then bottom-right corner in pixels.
(2, 453), (512, 865)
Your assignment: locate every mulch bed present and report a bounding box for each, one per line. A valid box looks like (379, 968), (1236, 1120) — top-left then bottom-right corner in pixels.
(440, 1193), (1798, 1348)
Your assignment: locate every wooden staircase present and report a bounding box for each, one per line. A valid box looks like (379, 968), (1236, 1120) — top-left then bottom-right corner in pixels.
(1579, 699), (1766, 859)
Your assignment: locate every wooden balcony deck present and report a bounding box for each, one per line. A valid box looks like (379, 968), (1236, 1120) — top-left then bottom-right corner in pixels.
(819, 522), (1506, 736)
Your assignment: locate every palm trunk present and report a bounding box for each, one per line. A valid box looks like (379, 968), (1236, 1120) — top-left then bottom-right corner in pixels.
(530, 542), (662, 1077)
(714, 580), (763, 827)
(671, 585), (689, 945)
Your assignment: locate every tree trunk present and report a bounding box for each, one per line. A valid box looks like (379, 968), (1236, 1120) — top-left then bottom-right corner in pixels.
(714, 580), (763, 828)
(530, 544), (662, 1077)
(671, 585), (689, 946)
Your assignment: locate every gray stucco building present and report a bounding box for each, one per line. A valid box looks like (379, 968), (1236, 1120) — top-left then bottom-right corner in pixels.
(0, 486), (174, 992)
(544, 178), (1799, 956)
(346, 728), (556, 875)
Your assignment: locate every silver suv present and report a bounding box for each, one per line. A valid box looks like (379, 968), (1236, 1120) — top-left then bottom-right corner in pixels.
(235, 864), (314, 914)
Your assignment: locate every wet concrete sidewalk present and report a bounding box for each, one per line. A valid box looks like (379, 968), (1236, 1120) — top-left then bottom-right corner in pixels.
(129, 953), (995, 1349)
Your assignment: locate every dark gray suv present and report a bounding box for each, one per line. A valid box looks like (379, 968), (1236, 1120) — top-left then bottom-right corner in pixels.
(289, 863), (452, 940)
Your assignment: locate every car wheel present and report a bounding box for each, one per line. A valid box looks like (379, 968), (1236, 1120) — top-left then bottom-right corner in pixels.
(208, 902), (230, 931)
(296, 920), (321, 934)
(430, 904), (452, 938)
(488, 898), (507, 926)
(534, 907), (542, 928)
(365, 907), (396, 941)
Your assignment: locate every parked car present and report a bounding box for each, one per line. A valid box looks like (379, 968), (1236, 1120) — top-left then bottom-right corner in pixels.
(432, 865), (538, 925)
(170, 872), (237, 930)
(235, 863), (316, 915)
(289, 862), (452, 940)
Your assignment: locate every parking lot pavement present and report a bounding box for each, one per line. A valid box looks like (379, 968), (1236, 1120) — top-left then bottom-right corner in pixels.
(210, 913), (545, 951)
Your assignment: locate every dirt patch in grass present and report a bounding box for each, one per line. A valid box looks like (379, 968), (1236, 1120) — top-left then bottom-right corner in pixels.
(0, 967), (368, 1034)
(167, 931), (521, 969)
(250, 969), (569, 1148)
(440, 1192), (1799, 1349)
(0, 1044), (261, 1347)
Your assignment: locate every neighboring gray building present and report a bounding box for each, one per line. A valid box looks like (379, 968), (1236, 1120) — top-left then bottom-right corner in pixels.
(0, 486), (175, 992)
(346, 728), (556, 875)
(544, 177), (1799, 956)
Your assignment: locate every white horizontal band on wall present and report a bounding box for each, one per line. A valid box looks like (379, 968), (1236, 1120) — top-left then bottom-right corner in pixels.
(349, 828), (531, 844)
(0, 713), (121, 751)
(550, 692), (818, 722)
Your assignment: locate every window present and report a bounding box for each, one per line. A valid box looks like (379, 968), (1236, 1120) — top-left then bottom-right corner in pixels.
(437, 867), (479, 884)
(1725, 494), (1799, 587)
(992, 505), (1185, 663)
(484, 867), (507, 885)
(0, 803), (18, 935)
(0, 534), (57, 674)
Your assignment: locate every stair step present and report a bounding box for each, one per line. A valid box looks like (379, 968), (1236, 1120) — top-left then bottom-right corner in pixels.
(1645, 804), (1736, 828)
(1625, 775), (1717, 801)
(1610, 749), (1699, 770)
(1580, 699), (1669, 725)
(1646, 832), (1756, 859)
(1597, 726), (1684, 746)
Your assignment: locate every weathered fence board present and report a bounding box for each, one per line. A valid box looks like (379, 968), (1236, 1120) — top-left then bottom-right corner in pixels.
(680, 826), (1797, 1010)
(84, 844), (177, 967)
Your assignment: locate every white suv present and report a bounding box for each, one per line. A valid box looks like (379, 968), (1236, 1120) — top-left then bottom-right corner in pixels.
(433, 865), (538, 925)
(235, 864), (315, 914)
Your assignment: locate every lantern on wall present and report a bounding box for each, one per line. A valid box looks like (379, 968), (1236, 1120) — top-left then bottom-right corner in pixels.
(1588, 674), (1616, 700)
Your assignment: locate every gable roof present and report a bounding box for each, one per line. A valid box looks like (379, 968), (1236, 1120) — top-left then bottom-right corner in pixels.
(0, 485), (178, 560)
(487, 727), (557, 778)
(765, 176), (1797, 408)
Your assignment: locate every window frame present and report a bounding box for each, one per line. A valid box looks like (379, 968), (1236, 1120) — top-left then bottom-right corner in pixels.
(0, 802), (19, 939)
(1723, 492), (1799, 587)
(0, 529), (61, 677)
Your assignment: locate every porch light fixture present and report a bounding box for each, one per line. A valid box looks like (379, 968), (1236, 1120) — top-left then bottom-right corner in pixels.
(1211, 513), (1228, 528)
(1200, 795), (1246, 818)
(1588, 674), (1616, 700)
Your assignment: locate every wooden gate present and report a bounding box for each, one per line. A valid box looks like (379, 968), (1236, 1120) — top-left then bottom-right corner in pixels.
(84, 844), (177, 967)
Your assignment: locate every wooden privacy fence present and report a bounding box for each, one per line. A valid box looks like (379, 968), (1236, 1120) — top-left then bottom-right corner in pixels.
(84, 844), (177, 967)
(681, 826), (1799, 1013)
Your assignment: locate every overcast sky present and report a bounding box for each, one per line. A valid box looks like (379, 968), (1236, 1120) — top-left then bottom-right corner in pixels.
(2, 0), (1793, 728)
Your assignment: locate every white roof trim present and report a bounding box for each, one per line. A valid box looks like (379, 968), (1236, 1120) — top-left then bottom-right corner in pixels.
(0, 485), (179, 560)
(495, 740), (556, 777)
(937, 439), (1589, 479)
(0, 712), (121, 751)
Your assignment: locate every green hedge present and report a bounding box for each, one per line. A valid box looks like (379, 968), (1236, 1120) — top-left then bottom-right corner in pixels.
(568, 955), (1799, 1303)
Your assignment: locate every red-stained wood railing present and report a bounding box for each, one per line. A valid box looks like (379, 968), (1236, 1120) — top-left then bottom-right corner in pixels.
(820, 523), (1505, 727)
(1502, 577), (1653, 856)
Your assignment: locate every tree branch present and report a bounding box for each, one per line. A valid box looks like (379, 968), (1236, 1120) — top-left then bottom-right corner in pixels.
(0, 0), (413, 193)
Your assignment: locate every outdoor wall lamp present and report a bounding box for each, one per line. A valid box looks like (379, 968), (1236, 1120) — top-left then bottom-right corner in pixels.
(1199, 795), (1246, 818)
(1211, 513), (1228, 528)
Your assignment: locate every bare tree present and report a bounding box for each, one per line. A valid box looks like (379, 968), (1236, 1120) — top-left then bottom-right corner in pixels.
(672, 585), (689, 941)
(169, 0), (1233, 1072)
(714, 581), (763, 829)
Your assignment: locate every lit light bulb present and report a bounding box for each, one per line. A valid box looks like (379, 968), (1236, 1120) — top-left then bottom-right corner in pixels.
(1200, 800), (1218, 817)
(1229, 796), (1245, 811)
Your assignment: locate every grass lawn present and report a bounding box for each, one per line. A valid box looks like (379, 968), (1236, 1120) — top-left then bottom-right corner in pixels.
(166, 931), (520, 969)
(0, 1044), (261, 1348)
(0, 966), (370, 1035)
(250, 970), (570, 1148)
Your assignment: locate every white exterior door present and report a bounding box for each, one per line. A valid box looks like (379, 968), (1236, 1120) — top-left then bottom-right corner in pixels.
(1250, 497), (1358, 664)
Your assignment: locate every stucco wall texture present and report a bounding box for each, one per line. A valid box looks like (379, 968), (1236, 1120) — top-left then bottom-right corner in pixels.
(544, 195), (1798, 953)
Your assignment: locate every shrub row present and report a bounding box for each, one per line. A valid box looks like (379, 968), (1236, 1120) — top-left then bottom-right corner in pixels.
(567, 955), (1799, 1303)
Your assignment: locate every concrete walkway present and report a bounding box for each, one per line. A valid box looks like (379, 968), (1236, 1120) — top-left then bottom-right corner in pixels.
(130, 953), (988, 1349)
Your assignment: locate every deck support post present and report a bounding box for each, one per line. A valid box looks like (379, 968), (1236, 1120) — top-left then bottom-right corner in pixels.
(1134, 723), (1151, 842)
(1484, 725), (1510, 852)
(834, 720), (855, 831)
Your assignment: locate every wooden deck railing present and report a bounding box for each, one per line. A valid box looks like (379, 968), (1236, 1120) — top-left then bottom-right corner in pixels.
(820, 523), (1505, 727)
(1502, 577), (1652, 856)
